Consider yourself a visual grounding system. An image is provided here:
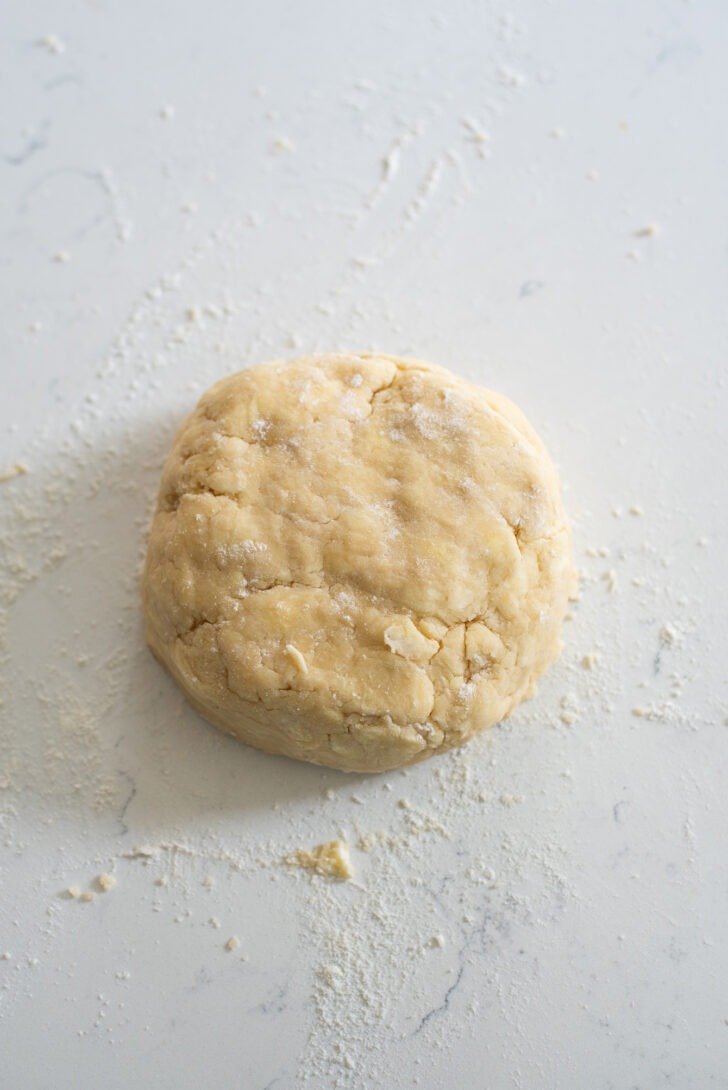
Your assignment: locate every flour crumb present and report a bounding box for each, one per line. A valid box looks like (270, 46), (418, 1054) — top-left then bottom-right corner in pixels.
(38, 34), (65, 54)
(357, 831), (383, 852)
(271, 136), (295, 154)
(635, 224), (660, 237)
(497, 65), (528, 87)
(225, 936), (241, 952)
(0, 463), (28, 484)
(382, 145), (401, 180)
(80, 891), (96, 903)
(632, 702), (675, 722)
(286, 840), (353, 880)
(628, 504), (644, 516)
(97, 873), (115, 892)
(581, 652), (599, 670)
(660, 624), (678, 645)
(159, 105), (176, 120)
(122, 845), (157, 860)
(209, 917), (221, 929)
(559, 693), (580, 725)
(603, 569), (618, 593)
(428, 934), (445, 948)
(462, 117), (490, 148)
(66, 885), (82, 899)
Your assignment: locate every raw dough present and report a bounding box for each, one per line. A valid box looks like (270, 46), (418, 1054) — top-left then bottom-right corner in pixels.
(141, 354), (574, 772)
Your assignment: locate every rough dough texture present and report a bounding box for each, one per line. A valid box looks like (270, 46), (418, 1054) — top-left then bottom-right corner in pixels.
(141, 354), (574, 773)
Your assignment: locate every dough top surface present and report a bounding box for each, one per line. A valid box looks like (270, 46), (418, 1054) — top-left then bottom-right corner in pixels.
(142, 354), (573, 772)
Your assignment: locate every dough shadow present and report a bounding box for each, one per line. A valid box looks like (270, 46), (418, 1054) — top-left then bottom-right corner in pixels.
(4, 405), (366, 845)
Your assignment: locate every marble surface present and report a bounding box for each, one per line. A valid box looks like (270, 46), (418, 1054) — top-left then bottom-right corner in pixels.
(1, 2), (727, 1087)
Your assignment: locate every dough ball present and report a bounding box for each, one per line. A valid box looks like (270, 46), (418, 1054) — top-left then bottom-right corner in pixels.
(141, 354), (574, 773)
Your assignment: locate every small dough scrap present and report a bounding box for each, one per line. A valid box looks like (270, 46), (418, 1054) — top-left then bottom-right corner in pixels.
(286, 839), (353, 880)
(142, 354), (574, 772)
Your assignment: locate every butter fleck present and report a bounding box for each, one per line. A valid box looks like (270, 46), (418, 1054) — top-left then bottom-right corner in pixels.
(285, 644), (308, 674)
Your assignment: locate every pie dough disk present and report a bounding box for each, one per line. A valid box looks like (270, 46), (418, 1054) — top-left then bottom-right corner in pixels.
(141, 354), (575, 772)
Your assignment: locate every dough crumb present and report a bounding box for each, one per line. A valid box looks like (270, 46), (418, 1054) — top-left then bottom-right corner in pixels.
(97, 873), (115, 892)
(0, 463), (28, 484)
(635, 224), (660, 237)
(286, 839), (353, 880)
(225, 936), (241, 951)
(628, 504), (644, 516)
(581, 652), (599, 670)
(428, 934), (445, 948)
(66, 885), (82, 899)
(80, 891), (96, 903)
(357, 831), (383, 853)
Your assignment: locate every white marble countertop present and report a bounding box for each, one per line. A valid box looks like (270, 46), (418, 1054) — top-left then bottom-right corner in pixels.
(2, 2), (727, 1087)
